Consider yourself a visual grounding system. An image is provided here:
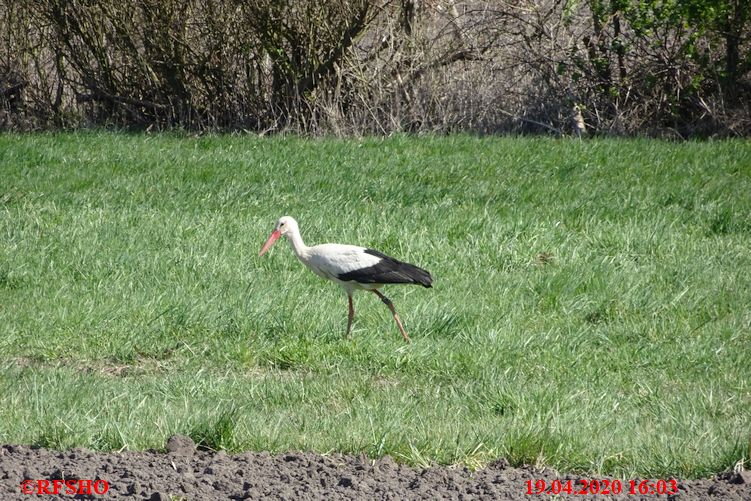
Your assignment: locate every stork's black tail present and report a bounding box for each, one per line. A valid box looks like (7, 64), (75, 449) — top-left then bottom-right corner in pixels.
(400, 261), (433, 288)
(337, 249), (433, 288)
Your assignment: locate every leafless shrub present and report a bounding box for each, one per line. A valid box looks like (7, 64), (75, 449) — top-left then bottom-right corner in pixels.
(1, 0), (749, 136)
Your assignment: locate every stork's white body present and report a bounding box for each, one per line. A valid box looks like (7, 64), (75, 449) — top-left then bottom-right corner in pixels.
(259, 216), (432, 342)
(295, 243), (383, 292)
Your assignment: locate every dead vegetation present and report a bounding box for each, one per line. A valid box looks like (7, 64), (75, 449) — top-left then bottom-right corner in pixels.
(1, 0), (749, 136)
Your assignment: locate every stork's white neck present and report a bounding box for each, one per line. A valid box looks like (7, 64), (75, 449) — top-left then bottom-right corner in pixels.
(286, 228), (309, 259)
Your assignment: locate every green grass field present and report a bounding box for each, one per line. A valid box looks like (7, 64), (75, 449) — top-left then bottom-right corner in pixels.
(1, 132), (749, 478)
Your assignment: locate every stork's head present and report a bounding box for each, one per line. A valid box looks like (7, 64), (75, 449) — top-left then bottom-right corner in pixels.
(259, 216), (298, 256)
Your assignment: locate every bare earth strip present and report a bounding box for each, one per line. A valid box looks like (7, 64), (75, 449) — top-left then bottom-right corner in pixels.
(1, 440), (749, 500)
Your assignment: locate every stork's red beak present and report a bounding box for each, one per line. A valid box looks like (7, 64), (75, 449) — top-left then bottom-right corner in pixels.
(259, 229), (281, 256)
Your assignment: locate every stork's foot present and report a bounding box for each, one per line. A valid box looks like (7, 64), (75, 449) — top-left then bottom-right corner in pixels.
(372, 290), (411, 343)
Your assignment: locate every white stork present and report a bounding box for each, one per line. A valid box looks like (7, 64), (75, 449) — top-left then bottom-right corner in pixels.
(258, 216), (432, 342)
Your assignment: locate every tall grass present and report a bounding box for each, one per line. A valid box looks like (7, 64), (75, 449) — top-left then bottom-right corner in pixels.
(0, 132), (749, 478)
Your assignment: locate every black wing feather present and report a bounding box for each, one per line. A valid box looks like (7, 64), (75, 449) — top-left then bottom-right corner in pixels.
(337, 249), (432, 288)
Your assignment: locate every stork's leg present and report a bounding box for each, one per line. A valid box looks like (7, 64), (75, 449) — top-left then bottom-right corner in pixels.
(346, 294), (355, 338)
(372, 290), (411, 343)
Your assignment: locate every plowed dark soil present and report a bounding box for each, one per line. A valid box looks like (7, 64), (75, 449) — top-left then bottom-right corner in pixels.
(2, 437), (749, 500)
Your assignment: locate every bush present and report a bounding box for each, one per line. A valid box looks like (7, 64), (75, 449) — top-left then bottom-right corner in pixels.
(1, 0), (749, 136)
